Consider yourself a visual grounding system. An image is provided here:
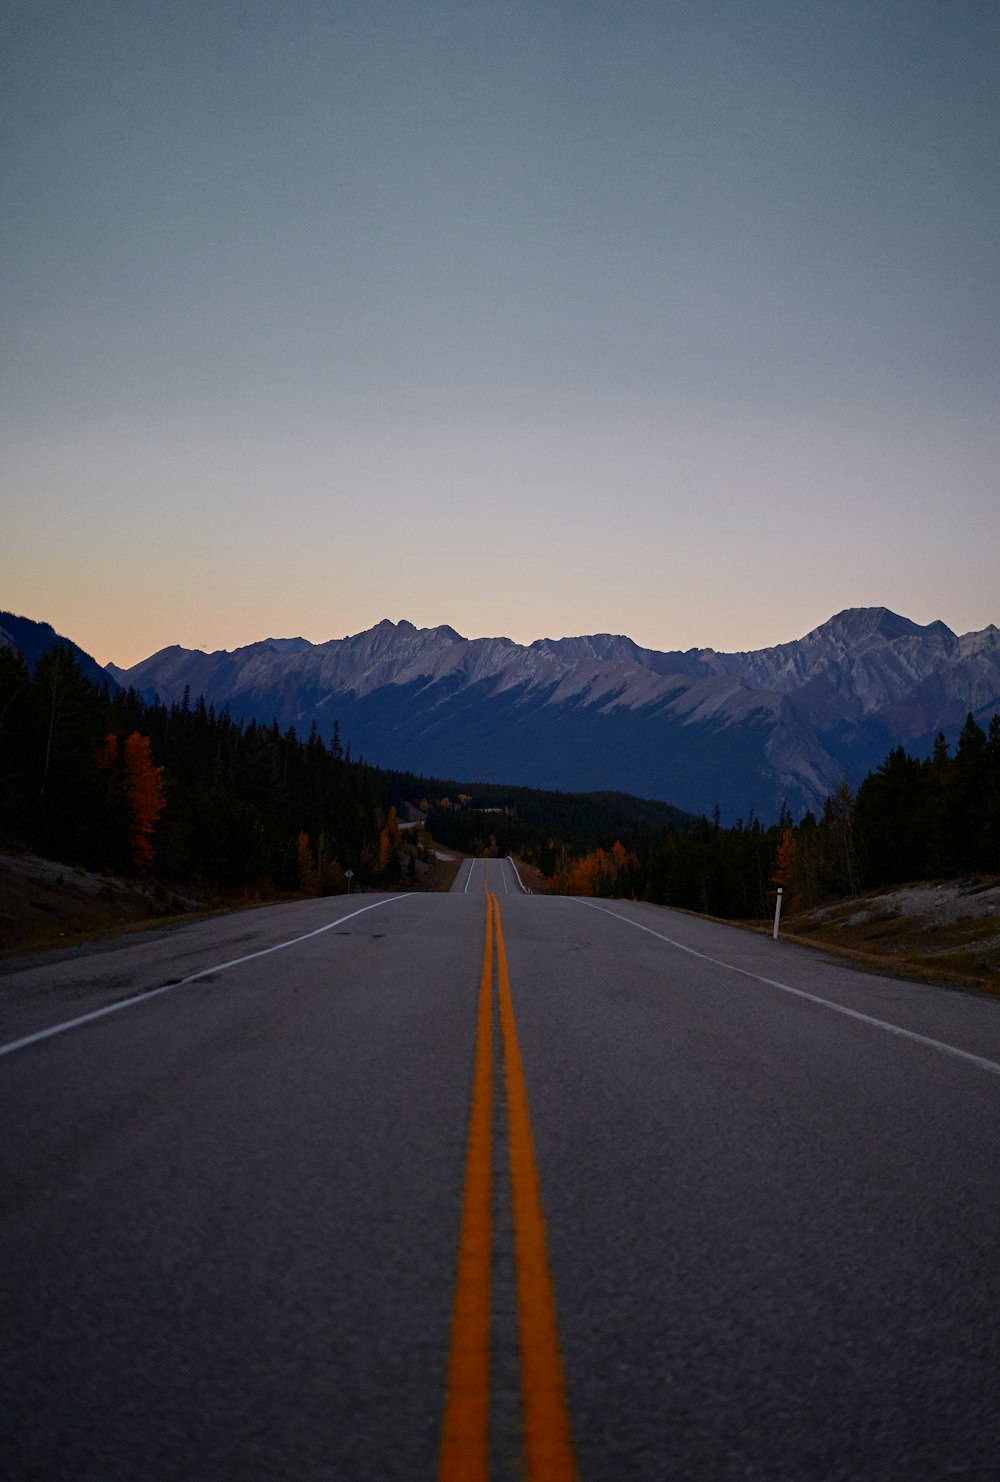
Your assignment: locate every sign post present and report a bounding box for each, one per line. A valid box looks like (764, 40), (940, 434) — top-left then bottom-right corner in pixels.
(345, 869), (354, 895)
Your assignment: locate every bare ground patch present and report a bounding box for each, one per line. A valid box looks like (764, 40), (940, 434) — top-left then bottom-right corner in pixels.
(0, 852), (265, 958)
(0, 842), (468, 957)
(777, 877), (1000, 993)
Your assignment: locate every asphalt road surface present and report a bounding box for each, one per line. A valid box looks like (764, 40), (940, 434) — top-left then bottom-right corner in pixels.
(3, 863), (1000, 1480)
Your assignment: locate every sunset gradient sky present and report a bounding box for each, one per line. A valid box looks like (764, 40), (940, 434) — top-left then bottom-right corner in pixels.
(2, 0), (998, 667)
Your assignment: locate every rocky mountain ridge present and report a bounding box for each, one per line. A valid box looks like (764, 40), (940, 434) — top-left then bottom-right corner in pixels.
(105, 607), (1000, 822)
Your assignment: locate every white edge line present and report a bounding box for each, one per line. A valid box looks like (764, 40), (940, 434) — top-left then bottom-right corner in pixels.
(0, 896), (411, 1060)
(574, 898), (1000, 1080)
(178, 895), (409, 984)
(506, 856), (529, 894)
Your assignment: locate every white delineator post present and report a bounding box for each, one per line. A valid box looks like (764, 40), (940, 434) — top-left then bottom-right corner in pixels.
(773, 887), (783, 940)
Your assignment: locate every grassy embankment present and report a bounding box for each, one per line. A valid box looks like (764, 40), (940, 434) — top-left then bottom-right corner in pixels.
(769, 877), (1000, 994)
(0, 847), (465, 958)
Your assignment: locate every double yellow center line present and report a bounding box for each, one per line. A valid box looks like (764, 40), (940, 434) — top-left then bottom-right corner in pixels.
(440, 888), (577, 1481)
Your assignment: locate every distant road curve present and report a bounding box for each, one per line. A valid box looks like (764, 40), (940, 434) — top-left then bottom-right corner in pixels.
(3, 882), (1000, 1479)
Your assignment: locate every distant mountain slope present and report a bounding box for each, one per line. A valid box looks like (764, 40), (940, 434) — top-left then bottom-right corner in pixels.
(0, 611), (119, 692)
(109, 608), (1000, 822)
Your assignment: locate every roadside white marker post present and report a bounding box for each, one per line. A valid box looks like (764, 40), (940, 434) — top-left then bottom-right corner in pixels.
(773, 887), (783, 940)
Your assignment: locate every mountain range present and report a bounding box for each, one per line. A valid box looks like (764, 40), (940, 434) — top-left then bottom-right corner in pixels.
(99, 607), (1000, 823)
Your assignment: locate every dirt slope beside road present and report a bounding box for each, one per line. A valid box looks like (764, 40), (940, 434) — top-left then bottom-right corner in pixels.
(785, 877), (1000, 992)
(0, 852), (215, 958)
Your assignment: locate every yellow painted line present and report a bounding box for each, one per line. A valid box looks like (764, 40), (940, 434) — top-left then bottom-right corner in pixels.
(493, 891), (578, 1482)
(439, 895), (494, 1481)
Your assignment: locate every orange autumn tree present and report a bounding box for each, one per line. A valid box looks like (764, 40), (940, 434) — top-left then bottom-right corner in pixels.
(557, 839), (638, 897)
(124, 732), (166, 871)
(770, 827), (799, 908)
(376, 806), (400, 876)
(96, 732), (165, 872)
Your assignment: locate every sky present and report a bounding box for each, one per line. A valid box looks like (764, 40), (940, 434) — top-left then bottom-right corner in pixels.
(2, 0), (998, 669)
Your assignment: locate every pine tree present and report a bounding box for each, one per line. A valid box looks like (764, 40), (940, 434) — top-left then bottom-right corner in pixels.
(950, 713), (988, 870)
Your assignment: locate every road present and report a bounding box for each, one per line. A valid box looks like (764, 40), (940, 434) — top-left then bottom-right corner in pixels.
(451, 855), (529, 896)
(3, 863), (1000, 1479)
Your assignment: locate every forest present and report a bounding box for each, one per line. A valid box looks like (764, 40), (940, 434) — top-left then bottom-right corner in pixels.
(1, 642), (997, 918)
(0, 644), (427, 894)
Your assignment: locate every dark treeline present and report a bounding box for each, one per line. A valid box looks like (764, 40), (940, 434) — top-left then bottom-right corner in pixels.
(854, 714), (1000, 884)
(540, 713), (1000, 915)
(0, 645), (420, 893)
(628, 786), (861, 918)
(418, 779), (858, 913)
(422, 783), (859, 916)
(423, 785), (692, 869)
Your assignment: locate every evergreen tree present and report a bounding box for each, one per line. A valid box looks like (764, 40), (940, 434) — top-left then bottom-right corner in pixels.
(950, 714), (988, 870)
